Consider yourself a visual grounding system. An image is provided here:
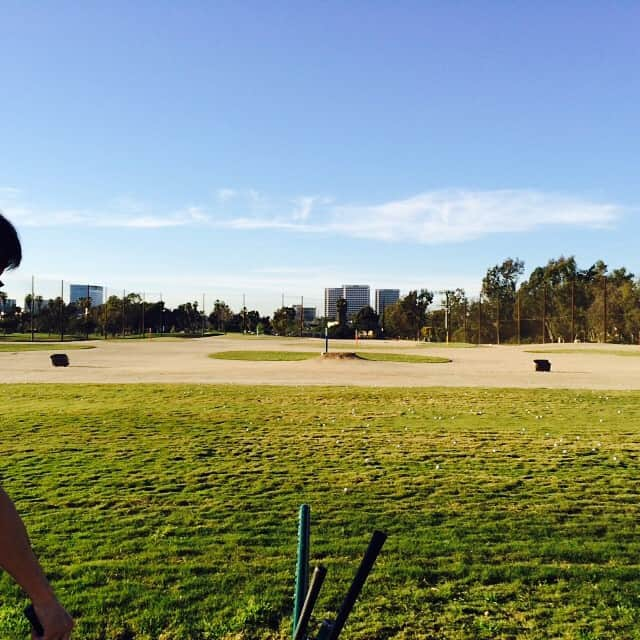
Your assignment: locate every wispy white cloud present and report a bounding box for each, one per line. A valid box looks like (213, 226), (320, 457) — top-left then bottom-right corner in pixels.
(2, 205), (93, 226)
(98, 206), (210, 228)
(216, 188), (237, 202)
(0, 187), (623, 242)
(291, 196), (315, 221)
(221, 217), (317, 232)
(324, 190), (621, 243)
(0, 196), (210, 229)
(290, 195), (335, 222)
(214, 189), (621, 243)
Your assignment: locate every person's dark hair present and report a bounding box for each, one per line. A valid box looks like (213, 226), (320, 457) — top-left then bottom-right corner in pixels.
(0, 212), (22, 270)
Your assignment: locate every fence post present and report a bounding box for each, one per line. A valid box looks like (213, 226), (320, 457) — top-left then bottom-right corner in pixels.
(516, 289), (521, 345)
(292, 504), (310, 638)
(60, 279), (64, 342)
(571, 279), (575, 343)
(603, 275), (607, 343)
(542, 284), (546, 344)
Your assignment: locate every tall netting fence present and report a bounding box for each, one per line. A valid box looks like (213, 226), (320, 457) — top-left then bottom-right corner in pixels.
(0, 275), (324, 340)
(430, 277), (640, 345)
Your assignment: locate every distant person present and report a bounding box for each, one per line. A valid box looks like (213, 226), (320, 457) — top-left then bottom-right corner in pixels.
(0, 213), (74, 639)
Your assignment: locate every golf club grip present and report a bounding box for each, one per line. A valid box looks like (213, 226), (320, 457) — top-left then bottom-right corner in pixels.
(24, 604), (44, 637)
(315, 620), (333, 640)
(327, 530), (387, 640)
(293, 565), (327, 640)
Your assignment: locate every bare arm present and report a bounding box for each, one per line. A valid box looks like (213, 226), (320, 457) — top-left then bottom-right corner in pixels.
(0, 488), (73, 639)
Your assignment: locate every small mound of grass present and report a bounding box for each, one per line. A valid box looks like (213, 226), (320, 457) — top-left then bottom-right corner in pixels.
(357, 352), (451, 363)
(209, 350), (318, 361)
(210, 350), (452, 363)
(419, 341), (477, 348)
(526, 348), (640, 357)
(0, 344), (96, 352)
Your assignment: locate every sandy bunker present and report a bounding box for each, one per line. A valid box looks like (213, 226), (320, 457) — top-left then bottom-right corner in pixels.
(1, 336), (640, 390)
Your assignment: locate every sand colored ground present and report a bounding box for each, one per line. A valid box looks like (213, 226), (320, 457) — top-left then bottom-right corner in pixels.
(1, 335), (640, 389)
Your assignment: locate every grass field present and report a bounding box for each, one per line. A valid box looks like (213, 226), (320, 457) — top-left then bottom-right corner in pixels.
(209, 351), (451, 364)
(209, 351), (319, 361)
(0, 344), (95, 352)
(356, 352), (450, 364)
(418, 343), (477, 349)
(526, 348), (640, 357)
(0, 333), (93, 342)
(1, 385), (640, 639)
(0, 332), (223, 343)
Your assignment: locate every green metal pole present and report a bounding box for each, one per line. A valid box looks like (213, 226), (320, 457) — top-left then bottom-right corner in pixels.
(293, 504), (311, 638)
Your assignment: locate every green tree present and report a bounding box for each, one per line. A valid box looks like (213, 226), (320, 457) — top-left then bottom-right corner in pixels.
(38, 298), (61, 335)
(446, 288), (470, 342)
(482, 257), (524, 343)
(384, 290), (433, 339)
(586, 265), (635, 343)
(246, 310), (261, 333)
(336, 298), (348, 326)
(272, 306), (296, 336)
(210, 300), (233, 332)
(354, 306), (379, 335)
(102, 295), (124, 337)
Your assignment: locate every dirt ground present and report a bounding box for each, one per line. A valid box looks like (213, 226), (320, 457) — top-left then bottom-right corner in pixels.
(2, 336), (640, 390)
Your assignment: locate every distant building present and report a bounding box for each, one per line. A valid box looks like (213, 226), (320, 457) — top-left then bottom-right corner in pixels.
(324, 285), (371, 320)
(324, 287), (342, 320)
(293, 305), (317, 323)
(342, 285), (370, 318)
(375, 289), (400, 320)
(0, 298), (16, 313)
(69, 284), (104, 306)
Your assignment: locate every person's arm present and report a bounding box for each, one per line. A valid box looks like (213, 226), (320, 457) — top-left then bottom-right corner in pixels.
(0, 488), (73, 639)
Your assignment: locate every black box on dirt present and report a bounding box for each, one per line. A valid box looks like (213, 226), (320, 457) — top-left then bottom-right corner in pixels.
(533, 359), (551, 372)
(50, 353), (70, 367)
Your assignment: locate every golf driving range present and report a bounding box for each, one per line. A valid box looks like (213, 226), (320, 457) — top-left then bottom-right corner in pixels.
(2, 342), (640, 639)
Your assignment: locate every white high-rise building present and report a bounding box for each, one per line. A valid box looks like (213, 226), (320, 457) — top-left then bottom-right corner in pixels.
(0, 298), (16, 312)
(324, 285), (371, 320)
(375, 289), (400, 320)
(69, 284), (104, 306)
(342, 285), (370, 319)
(324, 287), (342, 320)
(293, 305), (317, 322)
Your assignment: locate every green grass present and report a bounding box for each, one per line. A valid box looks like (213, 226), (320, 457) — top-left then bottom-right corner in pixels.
(209, 350), (319, 361)
(419, 342), (477, 348)
(0, 332), (224, 343)
(0, 344), (95, 352)
(2, 385), (640, 639)
(357, 352), (451, 363)
(210, 350), (451, 364)
(526, 348), (640, 357)
(0, 333), (94, 342)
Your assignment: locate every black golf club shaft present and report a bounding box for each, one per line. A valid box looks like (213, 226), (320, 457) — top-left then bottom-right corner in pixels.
(293, 565), (327, 640)
(326, 530), (387, 640)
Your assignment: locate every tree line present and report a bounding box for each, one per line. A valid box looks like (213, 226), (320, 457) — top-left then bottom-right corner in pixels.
(0, 293), (272, 338)
(378, 256), (640, 344)
(1, 256), (638, 343)
(327, 255), (640, 344)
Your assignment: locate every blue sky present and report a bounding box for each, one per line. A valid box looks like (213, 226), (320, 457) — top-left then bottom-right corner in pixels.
(1, 1), (638, 314)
